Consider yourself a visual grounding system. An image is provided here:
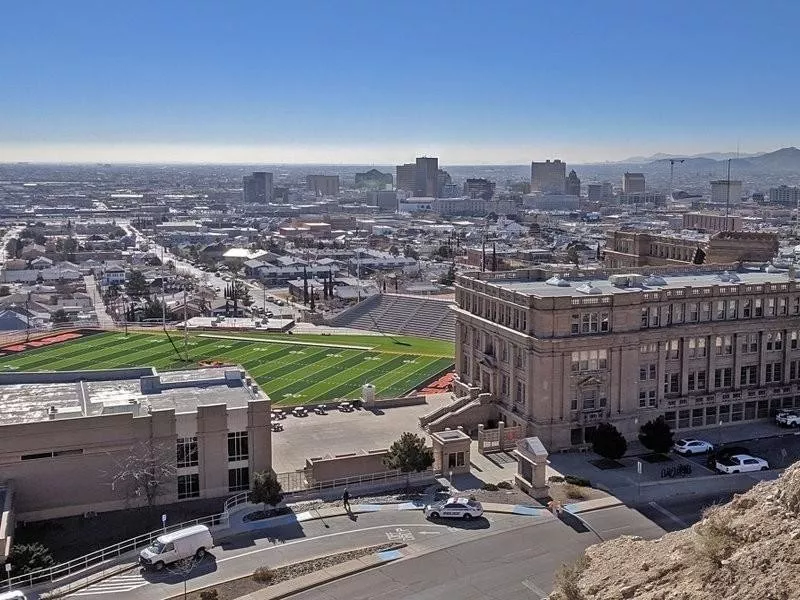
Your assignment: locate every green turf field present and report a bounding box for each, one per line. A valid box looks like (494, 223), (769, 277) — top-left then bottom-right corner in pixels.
(0, 331), (454, 406)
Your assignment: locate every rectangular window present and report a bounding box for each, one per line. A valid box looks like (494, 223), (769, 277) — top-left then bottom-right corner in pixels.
(667, 339), (680, 360)
(766, 332), (783, 351)
(500, 342), (508, 362)
(741, 365), (758, 386)
(780, 298), (788, 315)
(716, 300), (725, 320)
(715, 367), (732, 389)
(741, 333), (758, 354)
(177, 474), (200, 499)
(791, 360), (798, 381)
(515, 380), (525, 404)
(791, 331), (798, 350)
(674, 303), (685, 324)
(697, 370), (706, 390)
(177, 437), (199, 468)
(728, 299), (737, 319)
(700, 301), (711, 321)
(228, 467), (250, 492)
(766, 362), (783, 383)
(571, 350), (608, 372)
(689, 303), (699, 322)
(228, 431), (249, 462)
(767, 298), (776, 316)
(755, 298), (763, 317)
(571, 314), (580, 335)
(794, 297), (800, 315)
(664, 372), (679, 394)
(641, 307), (649, 328)
(743, 299), (751, 318)
(715, 335), (732, 356)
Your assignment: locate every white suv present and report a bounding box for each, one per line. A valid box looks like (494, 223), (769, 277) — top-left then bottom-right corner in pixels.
(424, 497), (483, 520)
(776, 410), (800, 427)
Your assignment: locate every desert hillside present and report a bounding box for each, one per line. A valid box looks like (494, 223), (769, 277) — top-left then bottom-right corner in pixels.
(549, 464), (800, 600)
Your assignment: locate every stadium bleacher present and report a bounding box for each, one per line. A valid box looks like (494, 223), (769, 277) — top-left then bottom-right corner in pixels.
(329, 294), (455, 341)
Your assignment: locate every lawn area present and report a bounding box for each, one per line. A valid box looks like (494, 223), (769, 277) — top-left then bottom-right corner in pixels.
(0, 331), (454, 406)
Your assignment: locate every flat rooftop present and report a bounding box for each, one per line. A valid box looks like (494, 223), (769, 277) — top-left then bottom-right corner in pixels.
(0, 367), (261, 426)
(481, 268), (795, 299)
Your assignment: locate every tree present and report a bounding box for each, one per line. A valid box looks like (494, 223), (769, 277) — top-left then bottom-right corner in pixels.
(126, 270), (150, 298)
(251, 470), (283, 511)
(591, 423), (627, 460)
(0, 285), (10, 297)
(142, 298), (169, 321)
(7, 542), (55, 576)
(104, 283), (121, 302)
(52, 309), (71, 324)
(388, 245), (400, 257)
(439, 264), (456, 286)
(566, 246), (580, 267)
(403, 245), (419, 260)
(309, 286), (315, 312)
(638, 416), (674, 455)
(383, 432), (434, 488)
(5, 238), (20, 259)
(106, 440), (177, 507)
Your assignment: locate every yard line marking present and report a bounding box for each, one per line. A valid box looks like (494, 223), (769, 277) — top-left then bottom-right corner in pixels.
(197, 333), (374, 350)
(648, 501), (689, 528)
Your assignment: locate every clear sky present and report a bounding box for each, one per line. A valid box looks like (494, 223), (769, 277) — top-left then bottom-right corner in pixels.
(1, 0), (798, 164)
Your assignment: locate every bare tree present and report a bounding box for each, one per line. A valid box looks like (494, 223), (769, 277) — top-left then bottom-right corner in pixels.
(106, 440), (177, 507)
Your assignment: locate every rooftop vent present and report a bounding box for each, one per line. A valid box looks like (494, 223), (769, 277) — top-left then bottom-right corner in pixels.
(718, 270), (741, 282)
(644, 274), (667, 287)
(545, 275), (570, 287)
(576, 282), (602, 295)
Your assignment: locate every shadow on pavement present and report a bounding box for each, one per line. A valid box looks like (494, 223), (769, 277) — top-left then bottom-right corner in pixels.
(141, 553), (218, 583)
(425, 516), (491, 530)
(556, 511), (590, 534)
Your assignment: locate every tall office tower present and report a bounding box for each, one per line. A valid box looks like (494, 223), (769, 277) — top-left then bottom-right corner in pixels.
(243, 171), (273, 203)
(436, 169), (451, 197)
(710, 180), (743, 206)
(415, 156), (439, 197)
(531, 159), (567, 193)
(623, 172), (646, 194)
(565, 170), (581, 196)
(396, 163), (416, 192)
(463, 178), (496, 200)
(306, 175), (340, 196)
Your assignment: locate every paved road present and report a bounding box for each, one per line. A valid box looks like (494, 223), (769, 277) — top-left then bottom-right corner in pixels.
(55, 510), (538, 600)
(83, 274), (115, 328)
(639, 492), (734, 532)
(289, 505), (664, 600)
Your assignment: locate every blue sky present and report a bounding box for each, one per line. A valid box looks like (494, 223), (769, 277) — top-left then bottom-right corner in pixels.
(1, 0), (798, 163)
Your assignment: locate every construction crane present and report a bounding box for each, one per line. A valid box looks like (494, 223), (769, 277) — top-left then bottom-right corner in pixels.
(669, 159), (685, 202)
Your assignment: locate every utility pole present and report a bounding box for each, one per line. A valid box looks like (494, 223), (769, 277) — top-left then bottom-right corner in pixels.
(183, 287), (188, 362)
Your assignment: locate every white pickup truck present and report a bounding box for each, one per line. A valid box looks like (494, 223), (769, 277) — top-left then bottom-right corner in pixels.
(776, 410), (800, 427)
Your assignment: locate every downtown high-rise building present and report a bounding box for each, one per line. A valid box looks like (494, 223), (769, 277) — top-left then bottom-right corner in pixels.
(396, 163), (416, 193)
(243, 171), (273, 203)
(415, 156), (439, 197)
(623, 172), (646, 194)
(531, 159), (566, 194)
(565, 169), (581, 196)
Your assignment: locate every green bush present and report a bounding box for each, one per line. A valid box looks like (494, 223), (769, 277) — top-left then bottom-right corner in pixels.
(565, 484), (585, 500)
(564, 475), (591, 487)
(497, 481), (513, 490)
(253, 566), (277, 583)
(200, 590), (219, 600)
(548, 475), (566, 483)
(591, 422), (627, 460)
(7, 542), (54, 576)
(481, 482), (499, 491)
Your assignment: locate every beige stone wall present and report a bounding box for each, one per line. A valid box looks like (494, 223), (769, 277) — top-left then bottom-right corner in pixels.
(305, 450), (390, 483)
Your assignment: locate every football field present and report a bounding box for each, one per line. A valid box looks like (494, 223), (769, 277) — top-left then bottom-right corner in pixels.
(0, 331), (454, 406)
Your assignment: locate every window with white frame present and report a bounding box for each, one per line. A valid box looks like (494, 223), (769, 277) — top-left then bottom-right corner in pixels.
(715, 335), (732, 356)
(177, 474), (200, 499)
(570, 349), (608, 372)
(766, 332), (783, 351)
(741, 333), (759, 354)
(689, 337), (706, 358)
(228, 467), (249, 492)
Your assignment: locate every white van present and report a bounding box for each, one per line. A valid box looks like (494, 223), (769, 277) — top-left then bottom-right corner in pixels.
(0, 591), (28, 600)
(138, 524), (214, 570)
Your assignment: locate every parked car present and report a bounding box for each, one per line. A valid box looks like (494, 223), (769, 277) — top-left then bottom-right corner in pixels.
(424, 497), (483, 520)
(776, 410), (800, 427)
(271, 422), (283, 432)
(292, 406), (308, 417)
(715, 454), (769, 474)
(139, 524), (214, 570)
(672, 439), (714, 455)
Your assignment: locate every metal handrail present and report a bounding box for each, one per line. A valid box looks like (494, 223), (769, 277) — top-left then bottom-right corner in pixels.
(5, 512), (227, 590)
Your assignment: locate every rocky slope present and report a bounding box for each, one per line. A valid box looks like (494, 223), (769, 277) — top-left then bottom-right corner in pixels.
(550, 464), (800, 600)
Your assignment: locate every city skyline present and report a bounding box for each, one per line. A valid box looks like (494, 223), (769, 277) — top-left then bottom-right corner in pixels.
(2, 0), (799, 164)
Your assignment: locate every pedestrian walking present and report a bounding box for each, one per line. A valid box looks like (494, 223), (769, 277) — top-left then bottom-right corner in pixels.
(342, 487), (350, 511)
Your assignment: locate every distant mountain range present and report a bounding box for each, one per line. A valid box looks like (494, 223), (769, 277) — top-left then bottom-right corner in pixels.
(613, 147), (800, 173)
(620, 151), (762, 162)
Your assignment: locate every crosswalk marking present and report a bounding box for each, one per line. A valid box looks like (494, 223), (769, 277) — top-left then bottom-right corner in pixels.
(68, 570), (149, 596)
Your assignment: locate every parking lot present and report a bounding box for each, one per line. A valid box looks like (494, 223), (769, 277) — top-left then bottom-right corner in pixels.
(682, 430), (800, 471)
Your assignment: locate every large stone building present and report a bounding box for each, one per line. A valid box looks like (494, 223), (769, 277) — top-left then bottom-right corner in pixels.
(453, 266), (800, 450)
(711, 180), (743, 205)
(306, 175), (340, 197)
(243, 172), (273, 204)
(623, 172), (646, 194)
(604, 231), (778, 268)
(683, 212), (741, 233)
(0, 367), (271, 522)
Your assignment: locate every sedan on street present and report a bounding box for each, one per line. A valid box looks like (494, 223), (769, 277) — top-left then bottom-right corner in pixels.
(424, 497), (483, 520)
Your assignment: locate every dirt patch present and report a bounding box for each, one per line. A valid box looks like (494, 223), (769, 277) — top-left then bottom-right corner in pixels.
(547, 461), (800, 600)
(182, 543), (400, 600)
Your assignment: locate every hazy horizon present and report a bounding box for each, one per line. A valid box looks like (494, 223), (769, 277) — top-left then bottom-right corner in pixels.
(2, 1), (799, 164)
